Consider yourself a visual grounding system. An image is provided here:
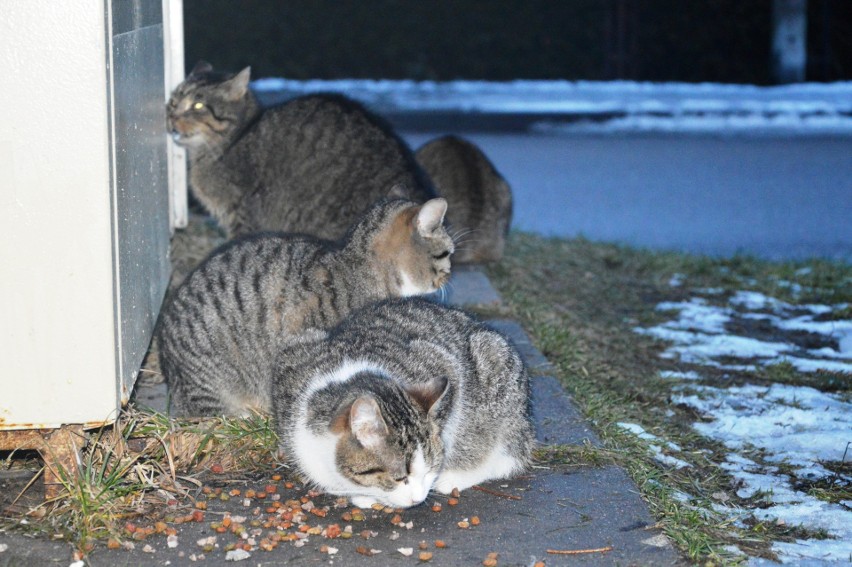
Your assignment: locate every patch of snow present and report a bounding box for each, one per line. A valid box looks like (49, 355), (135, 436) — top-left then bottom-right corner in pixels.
(655, 298), (731, 333)
(679, 383), (852, 464)
(778, 356), (852, 374)
(638, 291), (852, 373)
(668, 273), (685, 287)
(841, 333), (852, 357)
(251, 78), (852, 135)
(659, 370), (702, 380)
(730, 290), (788, 311)
(679, 385), (852, 562)
(776, 316), (852, 336)
(617, 423), (691, 469)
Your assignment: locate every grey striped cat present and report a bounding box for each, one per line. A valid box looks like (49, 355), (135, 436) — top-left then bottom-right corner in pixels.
(415, 135), (513, 264)
(158, 198), (453, 417)
(167, 62), (436, 240)
(273, 297), (534, 508)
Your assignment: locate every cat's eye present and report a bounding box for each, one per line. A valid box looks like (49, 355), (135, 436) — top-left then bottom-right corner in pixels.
(355, 467), (385, 476)
(193, 102), (205, 110)
(432, 251), (450, 260)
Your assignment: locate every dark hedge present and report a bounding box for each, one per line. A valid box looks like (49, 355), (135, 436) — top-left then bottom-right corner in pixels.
(184, 0), (851, 84)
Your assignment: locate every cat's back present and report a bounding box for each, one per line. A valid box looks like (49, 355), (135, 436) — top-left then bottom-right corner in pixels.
(415, 135), (512, 263)
(329, 297), (476, 350)
(236, 94), (436, 239)
(160, 233), (323, 343)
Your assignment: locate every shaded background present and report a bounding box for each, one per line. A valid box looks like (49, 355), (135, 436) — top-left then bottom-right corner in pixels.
(185, 0), (852, 83)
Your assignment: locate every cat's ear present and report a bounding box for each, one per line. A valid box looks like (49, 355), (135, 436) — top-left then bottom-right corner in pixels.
(349, 396), (389, 450)
(406, 375), (449, 415)
(415, 198), (448, 236)
(386, 184), (410, 200)
(190, 60), (213, 76)
(223, 67), (252, 101)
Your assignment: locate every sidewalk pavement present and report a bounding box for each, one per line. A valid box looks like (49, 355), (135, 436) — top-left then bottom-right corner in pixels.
(0, 267), (680, 566)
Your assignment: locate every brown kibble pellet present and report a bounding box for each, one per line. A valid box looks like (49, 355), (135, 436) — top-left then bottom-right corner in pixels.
(418, 541), (428, 550)
(471, 516), (481, 526)
(434, 540), (447, 548)
(271, 474), (282, 481)
(486, 552), (499, 560)
(533, 562), (545, 567)
(419, 551), (433, 561)
(451, 487), (460, 498)
(457, 520), (470, 529)
(431, 503), (442, 512)
(447, 498), (459, 506)
(483, 559), (498, 567)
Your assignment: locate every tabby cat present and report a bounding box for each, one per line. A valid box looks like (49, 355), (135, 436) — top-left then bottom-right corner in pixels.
(415, 135), (513, 263)
(158, 198), (453, 416)
(167, 61), (436, 240)
(272, 297), (534, 508)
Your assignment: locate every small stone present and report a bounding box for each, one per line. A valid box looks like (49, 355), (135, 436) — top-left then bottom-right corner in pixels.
(398, 547), (414, 556)
(142, 544), (155, 553)
(225, 548), (251, 561)
(167, 535), (179, 549)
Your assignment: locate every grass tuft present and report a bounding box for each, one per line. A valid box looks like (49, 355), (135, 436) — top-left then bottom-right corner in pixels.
(1, 406), (280, 554)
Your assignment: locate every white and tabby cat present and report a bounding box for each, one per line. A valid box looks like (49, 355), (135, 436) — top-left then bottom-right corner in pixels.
(158, 198), (453, 417)
(272, 298), (534, 508)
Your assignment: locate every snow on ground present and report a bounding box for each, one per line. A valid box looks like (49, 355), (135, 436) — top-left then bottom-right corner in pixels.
(616, 422), (691, 469)
(252, 79), (852, 134)
(635, 291), (852, 373)
(633, 289), (852, 563)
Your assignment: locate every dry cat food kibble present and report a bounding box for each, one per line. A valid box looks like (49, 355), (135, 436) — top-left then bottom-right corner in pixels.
(419, 551), (433, 561)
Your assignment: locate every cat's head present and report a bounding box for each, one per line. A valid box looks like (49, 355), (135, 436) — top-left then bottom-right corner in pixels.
(330, 374), (447, 508)
(351, 197), (453, 296)
(166, 61), (257, 151)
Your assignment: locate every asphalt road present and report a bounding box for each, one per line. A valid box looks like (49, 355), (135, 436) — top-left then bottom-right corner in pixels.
(404, 131), (852, 262)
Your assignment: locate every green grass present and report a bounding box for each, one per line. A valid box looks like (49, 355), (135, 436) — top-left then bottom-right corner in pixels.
(486, 231), (852, 565)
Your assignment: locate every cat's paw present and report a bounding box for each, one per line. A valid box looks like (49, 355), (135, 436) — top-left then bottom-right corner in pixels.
(433, 475), (461, 495)
(350, 495), (378, 509)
